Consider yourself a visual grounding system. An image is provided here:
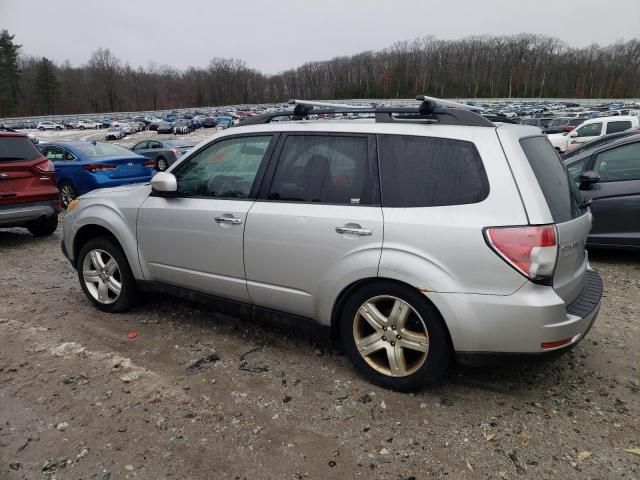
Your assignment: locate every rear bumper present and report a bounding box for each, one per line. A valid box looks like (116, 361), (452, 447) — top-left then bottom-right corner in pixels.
(426, 269), (603, 356)
(0, 200), (60, 228)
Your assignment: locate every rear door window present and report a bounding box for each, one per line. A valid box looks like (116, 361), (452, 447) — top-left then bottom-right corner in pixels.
(377, 134), (489, 207)
(0, 136), (42, 162)
(268, 135), (370, 205)
(520, 137), (586, 222)
(605, 121), (632, 134)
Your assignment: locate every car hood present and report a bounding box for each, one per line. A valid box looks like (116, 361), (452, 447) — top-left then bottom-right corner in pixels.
(80, 183), (150, 199)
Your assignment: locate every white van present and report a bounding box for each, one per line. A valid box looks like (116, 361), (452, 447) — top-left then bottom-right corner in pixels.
(553, 116), (639, 152)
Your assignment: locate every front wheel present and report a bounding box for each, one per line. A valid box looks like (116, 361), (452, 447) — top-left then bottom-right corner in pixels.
(77, 236), (138, 312)
(339, 281), (451, 391)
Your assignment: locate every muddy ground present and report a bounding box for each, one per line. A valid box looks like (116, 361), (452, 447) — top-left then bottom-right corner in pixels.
(0, 221), (639, 480)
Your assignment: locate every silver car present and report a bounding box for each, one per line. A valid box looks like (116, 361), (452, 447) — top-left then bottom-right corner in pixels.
(61, 100), (602, 391)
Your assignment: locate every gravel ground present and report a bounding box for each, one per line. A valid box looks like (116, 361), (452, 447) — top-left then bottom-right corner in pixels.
(1, 221), (639, 479)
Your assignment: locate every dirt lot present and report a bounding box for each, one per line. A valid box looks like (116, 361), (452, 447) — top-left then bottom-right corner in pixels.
(1, 222), (639, 480)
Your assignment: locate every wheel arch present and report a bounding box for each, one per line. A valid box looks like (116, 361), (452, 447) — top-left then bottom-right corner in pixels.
(329, 276), (453, 352)
(70, 210), (142, 279)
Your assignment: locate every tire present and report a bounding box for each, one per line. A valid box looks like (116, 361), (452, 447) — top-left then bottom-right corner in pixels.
(39, 127), (45, 131)
(56, 126), (62, 130)
(77, 236), (138, 312)
(27, 214), (59, 237)
(59, 181), (77, 209)
(338, 280), (451, 391)
(155, 157), (169, 172)
(80, 126), (85, 130)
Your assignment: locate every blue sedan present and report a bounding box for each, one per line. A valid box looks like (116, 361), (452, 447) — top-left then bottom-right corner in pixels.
(39, 141), (154, 208)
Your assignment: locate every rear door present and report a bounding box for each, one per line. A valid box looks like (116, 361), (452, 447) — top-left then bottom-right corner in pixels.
(243, 133), (382, 320)
(518, 136), (590, 305)
(582, 140), (640, 247)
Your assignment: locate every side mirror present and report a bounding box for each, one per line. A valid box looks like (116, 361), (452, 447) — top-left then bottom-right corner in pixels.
(151, 172), (177, 195)
(578, 170), (600, 190)
(569, 131), (578, 138)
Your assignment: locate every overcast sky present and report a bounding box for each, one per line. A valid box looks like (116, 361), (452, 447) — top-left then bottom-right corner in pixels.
(1, 0), (639, 74)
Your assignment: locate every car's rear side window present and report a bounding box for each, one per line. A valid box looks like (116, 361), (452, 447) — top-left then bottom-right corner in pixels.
(606, 121), (632, 134)
(377, 134), (489, 207)
(0, 136), (41, 162)
(520, 136), (586, 223)
(268, 135), (370, 205)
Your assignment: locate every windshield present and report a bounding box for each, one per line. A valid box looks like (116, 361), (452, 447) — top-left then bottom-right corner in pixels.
(72, 143), (134, 158)
(551, 119), (568, 126)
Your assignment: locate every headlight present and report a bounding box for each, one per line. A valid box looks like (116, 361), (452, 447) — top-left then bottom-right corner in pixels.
(66, 199), (80, 211)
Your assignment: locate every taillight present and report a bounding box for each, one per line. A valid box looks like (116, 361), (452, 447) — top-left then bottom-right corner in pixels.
(564, 126), (576, 132)
(83, 164), (117, 172)
(484, 225), (558, 282)
(33, 159), (55, 173)
(143, 159), (155, 168)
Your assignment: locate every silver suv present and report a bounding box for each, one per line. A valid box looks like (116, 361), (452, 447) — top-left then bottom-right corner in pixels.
(62, 99), (602, 391)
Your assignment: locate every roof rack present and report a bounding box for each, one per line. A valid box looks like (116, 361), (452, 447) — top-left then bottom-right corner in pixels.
(235, 96), (494, 128)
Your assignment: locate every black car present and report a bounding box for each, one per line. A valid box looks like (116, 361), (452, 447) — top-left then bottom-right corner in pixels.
(202, 117), (218, 128)
(562, 130), (640, 160)
(520, 117), (555, 129)
(564, 135), (640, 249)
(156, 121), (174, 134)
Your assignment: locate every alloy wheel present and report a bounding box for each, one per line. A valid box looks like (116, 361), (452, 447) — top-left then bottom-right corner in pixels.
(82, 249), (122, 304)
(156, 158), (168, 171)
(60, 184), (76, 208)
(353, 295), (429, 377)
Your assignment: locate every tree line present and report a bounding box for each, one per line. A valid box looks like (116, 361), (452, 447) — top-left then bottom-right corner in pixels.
(1, 29), (639, 118)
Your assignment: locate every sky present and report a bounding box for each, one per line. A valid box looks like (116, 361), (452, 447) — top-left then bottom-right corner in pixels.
(1, 0), (639, 74)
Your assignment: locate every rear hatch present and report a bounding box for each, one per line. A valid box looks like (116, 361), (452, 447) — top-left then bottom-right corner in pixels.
(0, 135), (58, 206)
(518, 136), (591, 305)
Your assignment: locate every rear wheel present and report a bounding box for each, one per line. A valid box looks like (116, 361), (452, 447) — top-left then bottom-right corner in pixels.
(77, 236), (138, 312)
(155, 157), (168, 171)
(339, 281), (451, 391)
(59, 181), (77, 209)
(27, 214), (59, 236)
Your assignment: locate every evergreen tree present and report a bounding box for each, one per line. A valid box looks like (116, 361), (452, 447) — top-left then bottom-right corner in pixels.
(33, 57), (60, 114)
(0, 30), (21, 116)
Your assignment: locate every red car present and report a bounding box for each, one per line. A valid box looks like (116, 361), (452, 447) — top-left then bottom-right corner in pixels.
(0, 132), (61, 236)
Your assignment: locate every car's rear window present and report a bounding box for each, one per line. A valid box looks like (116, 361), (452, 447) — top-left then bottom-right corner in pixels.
(520, 136), (586, 223)
(73, 143), (133, 158)
(378, 135), (489, 207)
(0, 136), (42, 162)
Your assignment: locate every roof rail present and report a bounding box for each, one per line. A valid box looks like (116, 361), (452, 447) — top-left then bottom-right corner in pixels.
(235, 97), (493, 128)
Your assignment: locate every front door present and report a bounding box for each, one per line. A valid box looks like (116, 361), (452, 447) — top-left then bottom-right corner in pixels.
(583, 140), (640, 247)
(243, 133), (383, 321)
(137, 134), (276, 301)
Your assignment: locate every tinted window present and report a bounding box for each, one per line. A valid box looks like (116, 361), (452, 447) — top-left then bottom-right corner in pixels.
(268, 135), (369, 204)
(378, 135), (489, 208)
(0, 136), (41, 162)
(575, 123), (602, 137)
(594, 142), (640, 182)
(521, 119), (539, 126)
(567, 158), (588, 180)
(606, 121), (632, 134)
(174, 136), (271, 198)
(520, 137), (586, 222)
